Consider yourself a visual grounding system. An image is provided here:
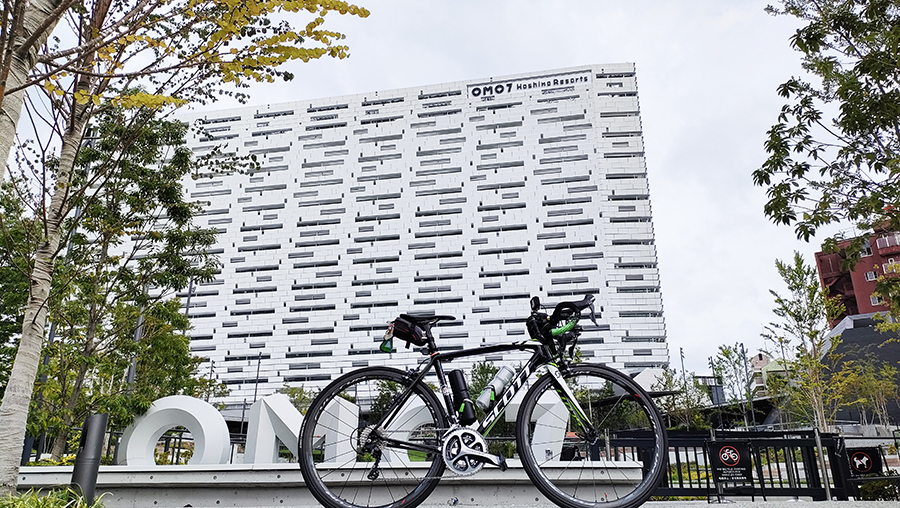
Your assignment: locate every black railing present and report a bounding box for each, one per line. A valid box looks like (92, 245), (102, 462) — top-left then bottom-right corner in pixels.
(611, 429), (858, 500)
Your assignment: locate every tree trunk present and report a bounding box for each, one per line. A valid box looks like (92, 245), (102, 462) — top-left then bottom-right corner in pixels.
(0, 102), (89, 495)
(0, 0), (65, 183)
(50, 319), (97, 461)
(50, 426), (68, 461)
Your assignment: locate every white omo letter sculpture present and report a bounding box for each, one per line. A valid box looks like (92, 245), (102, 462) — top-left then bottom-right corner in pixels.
(243, 393), (304, 463)
(118, 392), (568, 466)
(117, 395), (231, 465)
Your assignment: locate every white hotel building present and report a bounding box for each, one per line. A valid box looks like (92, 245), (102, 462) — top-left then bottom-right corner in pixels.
(177, 64), (668, 407)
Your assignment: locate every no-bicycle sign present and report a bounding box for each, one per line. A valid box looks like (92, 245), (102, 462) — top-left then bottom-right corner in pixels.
(709, 441), (753, 483)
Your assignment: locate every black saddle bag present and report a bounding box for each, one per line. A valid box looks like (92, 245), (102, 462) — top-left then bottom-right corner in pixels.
(381, 316), (428, 352)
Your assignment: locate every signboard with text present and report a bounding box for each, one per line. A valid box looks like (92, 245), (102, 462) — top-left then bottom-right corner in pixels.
(466, 71), (592, 99)
(709, 441), (753, 483)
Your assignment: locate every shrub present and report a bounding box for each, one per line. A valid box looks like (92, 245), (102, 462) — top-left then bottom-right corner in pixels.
(858, 470), (899, 501)
(25, 456), (76, 467)
(0, 489), (101, 508)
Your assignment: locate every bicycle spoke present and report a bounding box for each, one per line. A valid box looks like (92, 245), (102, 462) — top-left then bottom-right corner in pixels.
(300, 367), (447, 508)
(517, 363), (667, 508)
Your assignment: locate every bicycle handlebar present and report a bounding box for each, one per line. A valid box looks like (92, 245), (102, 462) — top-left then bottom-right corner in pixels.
(525, 294), (598, 357)
(548, 294), (596, 324)
(529, 294), (598, 336)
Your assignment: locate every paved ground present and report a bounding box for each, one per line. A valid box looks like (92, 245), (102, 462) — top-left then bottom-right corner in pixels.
(411, 502), (897, 508)
(253, 502), (896, 508)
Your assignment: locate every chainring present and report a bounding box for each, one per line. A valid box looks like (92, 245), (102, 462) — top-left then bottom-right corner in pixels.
(442, 427), (487, 476)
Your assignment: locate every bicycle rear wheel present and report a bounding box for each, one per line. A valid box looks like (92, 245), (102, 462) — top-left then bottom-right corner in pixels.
(516, 363), (667, 508)
(298, 367), (447, 508)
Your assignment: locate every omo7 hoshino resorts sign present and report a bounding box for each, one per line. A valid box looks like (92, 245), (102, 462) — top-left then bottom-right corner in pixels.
(467, 71), (592, 99)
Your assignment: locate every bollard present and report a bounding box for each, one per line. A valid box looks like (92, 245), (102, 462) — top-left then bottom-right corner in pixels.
(70, 413), (109, 506)
(21, 435), (34, 466)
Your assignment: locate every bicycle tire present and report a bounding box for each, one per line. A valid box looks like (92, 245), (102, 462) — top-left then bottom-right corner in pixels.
(516, 363), (667, 508)
(299, 367), (448, 508)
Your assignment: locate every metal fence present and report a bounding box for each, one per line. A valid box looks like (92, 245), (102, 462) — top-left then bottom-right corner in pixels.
(611, 428), (900, 500)
(25, 425), (899, 501)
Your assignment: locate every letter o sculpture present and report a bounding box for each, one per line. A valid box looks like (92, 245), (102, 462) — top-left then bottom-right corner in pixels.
(117, 395), (231, 466)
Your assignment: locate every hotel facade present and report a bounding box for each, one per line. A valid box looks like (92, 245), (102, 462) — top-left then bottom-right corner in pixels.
(176, 64), (668, 406)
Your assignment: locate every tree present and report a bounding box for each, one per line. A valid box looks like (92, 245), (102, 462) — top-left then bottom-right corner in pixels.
(7, 108), (223, 459)
(277, 384), (316, 415)
(0, 188), (32, 399)
(761, 252), (847, 431)
(754, 1), (900, 240)
(369, 380), (400, 425)
(753, 1), (900, 319)
(711, 343), (759, 427)
(0, 0), (74, 179)
(32, 298), (227, 458)
(651, 367), (710, 431)
(0, 0), (371, 177)
(0, 1), (368, 494)
(839, 356), (899, 425)
(469, 360), (498, 400)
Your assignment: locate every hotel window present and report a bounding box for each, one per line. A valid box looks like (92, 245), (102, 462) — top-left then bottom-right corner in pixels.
(870, 294), (884, 306)
(865, 271), (877, 282)
(862, 239), (872, 257)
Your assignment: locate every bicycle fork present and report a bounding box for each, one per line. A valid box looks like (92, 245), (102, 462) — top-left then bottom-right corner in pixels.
(546, 364), (602, 448)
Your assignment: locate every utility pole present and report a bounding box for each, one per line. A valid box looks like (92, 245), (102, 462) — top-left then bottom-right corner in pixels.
(740, 343), (757, 429)
(680, 347), (690, 431)
(709, 356), (723, 429)
(253, 351), (262, 404)
(125, 304), (145, 391)
(206, 359), (215, 402)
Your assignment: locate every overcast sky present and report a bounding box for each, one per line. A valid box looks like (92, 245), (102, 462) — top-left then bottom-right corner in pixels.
(187, 1), (842, 374)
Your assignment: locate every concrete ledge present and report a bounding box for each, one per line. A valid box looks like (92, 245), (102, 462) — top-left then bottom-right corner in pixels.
(18, 461), (642, 507)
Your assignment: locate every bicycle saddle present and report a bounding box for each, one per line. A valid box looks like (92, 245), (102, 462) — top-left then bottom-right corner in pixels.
(398, 314), (456, 327)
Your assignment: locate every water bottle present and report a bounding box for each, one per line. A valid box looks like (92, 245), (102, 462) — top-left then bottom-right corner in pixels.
(448, 369), (477, 425)
(475, 366), (515, 410)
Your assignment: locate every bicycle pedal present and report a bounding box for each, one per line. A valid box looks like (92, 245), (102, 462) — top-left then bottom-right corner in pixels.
(497, 455), (508, 472)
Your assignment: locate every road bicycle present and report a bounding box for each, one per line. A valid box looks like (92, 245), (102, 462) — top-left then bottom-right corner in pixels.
(298, 294), (668, 508)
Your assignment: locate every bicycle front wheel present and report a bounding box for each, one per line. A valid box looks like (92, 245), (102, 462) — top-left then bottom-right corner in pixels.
(516, 363), (667, 508)
(298, 367), (448, 508)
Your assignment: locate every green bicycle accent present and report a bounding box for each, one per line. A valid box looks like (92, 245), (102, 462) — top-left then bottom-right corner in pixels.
(558, 390), (591, 429)
(551, 319), (577, 336)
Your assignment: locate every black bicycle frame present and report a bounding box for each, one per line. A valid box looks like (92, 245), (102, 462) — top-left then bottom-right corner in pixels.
(432, 341), (547, 434)
(377, 339), (595, 455)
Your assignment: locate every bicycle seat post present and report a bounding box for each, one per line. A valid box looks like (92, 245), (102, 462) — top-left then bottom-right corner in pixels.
(422, 322), (438, 353)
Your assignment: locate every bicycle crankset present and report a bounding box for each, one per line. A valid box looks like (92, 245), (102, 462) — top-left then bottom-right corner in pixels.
(441, 427), (506, 475)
